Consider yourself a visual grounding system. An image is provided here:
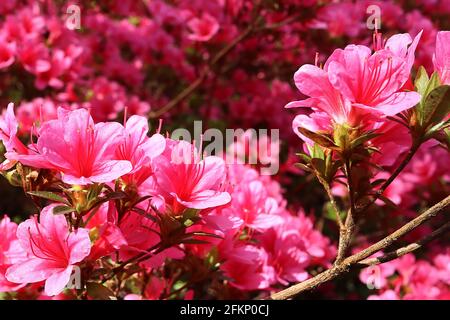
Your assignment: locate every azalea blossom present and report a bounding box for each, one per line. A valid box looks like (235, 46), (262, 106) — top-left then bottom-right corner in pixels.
(223, 179), (283, 231)
(0, 216), (27, 292)
(115, 115), (166, 187)
(433, 31), (450, 84)
(6, 205), (91, 296)
(187, 12), (219, 42)
(153, 139), (231, 214)
(12, 107), (132, 185)
(0, 103), (30, 170)
(0, 35), (15, 69)
(287, 32), (422, 130)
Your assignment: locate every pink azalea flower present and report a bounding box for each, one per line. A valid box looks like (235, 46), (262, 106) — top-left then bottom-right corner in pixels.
(402, 140), (450, 186)
(13, 108), (132, 185)
(34, 49), (72, 90)
(84, 203), (127, 261)
(17, 40), (50, 74)
(115, 115), (166, 187)
(433, 249), (450, 285)
(258, 221), (310, 285)
(126, 96), (151, 116)
(187, 13), (219, 42)
(325, 32), (422, 122)
(223, 180), (284, 231)
(153, 139), (231, 214)
(369, 121), (412, 167)
(287, 32), (422, 127)
(359, 253), (397, 289)
(0, 216), (28, 292)
(0, 36), (15, 69)
(0, 103), (29, 170)
(0, 0), (16, 14)
(289, 211), (336, 267)
(119, 209), (184, 268)
(15, 98), (58, 135)
(368, 289), (399, 300)
(433, 31), (450, 84)
(143, 276), (166, 300)
(6, 205), (91, 296)
(0, 103), (24, 152)
(309, 2), (365, 38)
(124, 294), (143, 300)
(88, 222), (127, 261)
(220, 245), (275, 290)
(88, 77), (127, 122)
(225, 129), (280, 174)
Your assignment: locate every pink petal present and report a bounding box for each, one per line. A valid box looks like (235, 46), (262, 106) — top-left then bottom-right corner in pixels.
(376, 91), (421, 116)
(249, 214), (284, 230)
(6, 259), (60, 284)
(67, 228), (92, 264)
(87, 160), (133, 184)
(44, 266), (73, 296)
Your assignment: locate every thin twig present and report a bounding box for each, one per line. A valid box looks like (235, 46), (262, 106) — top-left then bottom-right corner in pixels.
(335, 160), (356, 264)
(323, 182), (344, 229)
(356, 142), (421, 214)
(357, 220), (450, 267)
(270, 195), (450, 300)
(102, 242), (162, 283)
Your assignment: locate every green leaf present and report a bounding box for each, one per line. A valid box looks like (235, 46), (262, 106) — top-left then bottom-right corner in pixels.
(323, 202), (345, 222)
(307, 143), (325, 160)
(310, 158), (326, 176)
(52, 205), (76, 215)
(297, 127), (337, 149)
(350, 131), (380, 149)
(183, 208), (199, 220)
(294, 163), (312, 172)
(86, 282), (117, 300)
(27, 191), (69, 205)
(422, 85), (450, 128)
(414, 66), (429, 95)
(296, 152), (311, 163)
(183, 219), (195, 227)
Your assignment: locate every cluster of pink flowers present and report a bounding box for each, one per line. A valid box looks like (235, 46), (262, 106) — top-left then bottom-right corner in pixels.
(360, 251), (450, 299)
(0, 105), (334, 299)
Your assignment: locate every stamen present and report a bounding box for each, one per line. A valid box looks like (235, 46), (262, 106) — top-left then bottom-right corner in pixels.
(123, 106), (128, 127)
(157, 119), (163, 134)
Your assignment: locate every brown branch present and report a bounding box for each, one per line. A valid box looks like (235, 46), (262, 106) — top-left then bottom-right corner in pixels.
(270, 195), (450, 300)
(357, 220), (450, 267)
(323, 182), (344, 229)
(335, 160), (356, 264)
